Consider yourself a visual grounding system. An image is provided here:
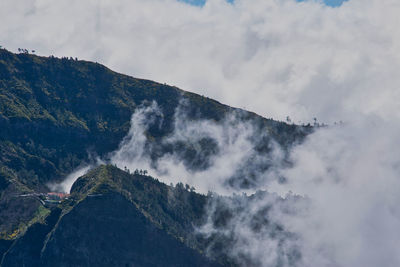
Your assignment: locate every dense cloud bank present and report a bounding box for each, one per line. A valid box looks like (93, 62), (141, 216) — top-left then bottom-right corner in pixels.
(2, 0), (400, 122)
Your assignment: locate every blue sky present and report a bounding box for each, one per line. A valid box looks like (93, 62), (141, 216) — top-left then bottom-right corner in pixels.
(300, 0), (348, 7)
(181, 0), (348, 7)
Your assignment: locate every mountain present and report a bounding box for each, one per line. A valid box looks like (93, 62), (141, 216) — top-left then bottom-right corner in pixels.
(0, 48), (228, 187)
(1, 165), (298, 266)
(0, 49), (311, 266)
(1, 165), (221, 266)
(0, 48), (309, 184)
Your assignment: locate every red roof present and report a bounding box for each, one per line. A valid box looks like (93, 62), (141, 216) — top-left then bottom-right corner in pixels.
(47, 192), (70, 198)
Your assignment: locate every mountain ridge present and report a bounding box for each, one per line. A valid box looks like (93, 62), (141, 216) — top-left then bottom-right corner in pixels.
(0, 48), (310, 266)
(1, 164), (220, 266)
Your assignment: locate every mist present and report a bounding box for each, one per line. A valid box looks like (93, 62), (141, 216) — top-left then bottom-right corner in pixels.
(10, 0), (400, 265)
(51, 99), (400, 267)
(272, 120), (400, 267)
(48, 165), (92, 193)
(110, 100), (290, 195)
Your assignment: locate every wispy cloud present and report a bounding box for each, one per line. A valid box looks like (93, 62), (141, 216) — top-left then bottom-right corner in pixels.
(109, 100), (287, 194)
(108, 100), (400, 266)
(51, 99), (400, 266)
(5, 0), (400, 266)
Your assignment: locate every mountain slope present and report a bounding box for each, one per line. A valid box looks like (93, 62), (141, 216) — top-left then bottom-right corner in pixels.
(0, 48), (228, 186)
(1, 165), (301, 267)
(0, 48), (308, 186)
(1, 165), (220, 267)
(0, 48), (311, 236)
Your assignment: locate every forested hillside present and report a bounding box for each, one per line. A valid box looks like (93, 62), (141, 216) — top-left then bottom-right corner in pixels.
(1, 165), (297, 266)
(0, 49), (311, 266)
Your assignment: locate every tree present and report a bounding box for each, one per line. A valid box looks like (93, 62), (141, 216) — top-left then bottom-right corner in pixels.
(313, 117), (319, 127)
(176, 182), (184, 190)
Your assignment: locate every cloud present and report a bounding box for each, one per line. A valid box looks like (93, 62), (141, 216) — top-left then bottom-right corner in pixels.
(47, 99), (400, 266)
(192, 116), (400, 267)
(2, 0), (400, 123)
(270, 120), (400, 267)
(107, 100), (400, 266)
(4, 0), (400, 266)
(48, 165), (92, 193)
(109, 100), (287, 195)
(198, 190), (306, 266)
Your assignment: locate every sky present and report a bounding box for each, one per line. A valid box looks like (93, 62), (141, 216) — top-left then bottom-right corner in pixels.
(180, 0), (233, 6)
(3, 0), (400, 266)
(183, 0), (347, 7)
(2, 0), (399, 124)
(297, 0), (347, 7)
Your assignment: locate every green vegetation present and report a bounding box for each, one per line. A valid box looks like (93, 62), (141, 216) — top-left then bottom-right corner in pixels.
(0, 47), (308, 187)
(0, 47), (236, 236)
(0, 205), (50, 240)
(0, 48), (310, 235)
(0, 48), (311, 266)
(71, 165), (208, 250)
(0, 164), (296, 266)
(1, 165), (221, 266)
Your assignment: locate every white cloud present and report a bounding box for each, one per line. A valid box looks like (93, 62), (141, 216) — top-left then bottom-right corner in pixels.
(270, 120), (400, 267)
(48, 165), (91, 193)
(4, 1), (400, 266)
(109, 101), (284, 195)
(106, 101), (400, 266)
(2, 0), (400, 123)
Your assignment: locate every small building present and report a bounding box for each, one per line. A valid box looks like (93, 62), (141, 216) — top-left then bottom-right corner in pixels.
(45, 192), (70, 201)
